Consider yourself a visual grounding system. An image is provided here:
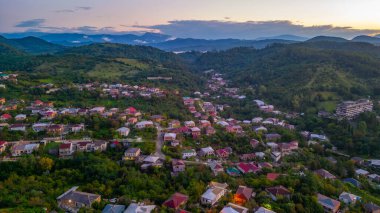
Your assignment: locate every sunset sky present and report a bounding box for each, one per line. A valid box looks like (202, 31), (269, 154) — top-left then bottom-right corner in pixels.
(1, 0), (380, 39)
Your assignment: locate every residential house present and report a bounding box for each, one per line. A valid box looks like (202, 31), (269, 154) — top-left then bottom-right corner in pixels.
(102, 204), (125, 213)
(32, 123), (49, 132)
(151, 115), (164, 122)
(201, 182), (228, 206)
(125, 107), (137, 115)
(199, 146), (215, 157)
(343, 178), (361, 187)
(368, 174), (380, 183)
(10, 123), (26, 132)
(76, 141), (93, 152)
(356, 169), (369, 177)
(339, 192), (360, 205)
(191, 127), (201, 139)
(90, 107), (106, 114)
(12, 143), (40, 156)
(124, 203), (156, 213)
(15, 114), (26, 121)
(169, 120), (181, 128)
(236, 162), (260, 174)
(265, 133), (281, 141)
(226, 125), (243, 134)
(0, 141), (7, 153)
(116, 127), (130, 137)
(59, 143), (74, 157)
(234, 186), (253, 205)
(209, 161), (224, 175)
(317, 193), (340, 213)
(227, 167), (241, 177)
(135, 121), (154, 129)
(255, 207), (276, 213)
(206, 126), (216, 135)
(47, 124), (65, 135)
(364, 203), (380, 213)
(163, 192), (189, 209)
(221, 203), (248, 213)
(267, 173), (281, 181)
(199, 120), (211, 128)
(314, 169), (336, 180)
(184, 121), (195, 127)
(271, 151), (281, 162)
(240, 153), (256, 161)
(141, 156), (163, 169)
(250, 139), (260, 148)
(216, 147), (232, 158)
(182, 149), (197, 159)
(127, 117), (138, 124)
(57, 186), (101, 212)
(172, 159), (186, 173)
(164, 133), (177, 141)
(93, 141), (107, 151)
(71, 124), (85, 133)
(266, 186), (291, 201)
(123, 148), (141, 160)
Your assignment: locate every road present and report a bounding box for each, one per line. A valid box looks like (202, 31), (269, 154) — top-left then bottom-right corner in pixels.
(154, 125), (166, 159)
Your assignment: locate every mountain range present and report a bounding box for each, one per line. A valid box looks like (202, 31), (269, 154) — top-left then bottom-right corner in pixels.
(2, 32), (380, 53)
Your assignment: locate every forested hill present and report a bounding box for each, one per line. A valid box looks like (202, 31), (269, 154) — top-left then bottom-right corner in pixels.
(0, 42), (203, 91)
(192, 42), (380, 112)
(0, 35), (65, 54)
(60, 43), (187, 69)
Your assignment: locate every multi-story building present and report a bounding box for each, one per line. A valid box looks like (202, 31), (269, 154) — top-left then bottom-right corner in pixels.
(336, 99), (373, 119)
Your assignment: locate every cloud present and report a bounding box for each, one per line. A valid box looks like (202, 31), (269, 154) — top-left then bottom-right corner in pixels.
(36, 25), (117, 34)
(77, 6), (92, 11)
(15, 19), (45, 28)
(54, 6), (92, 13)
(55, 9), (75, 13)
(137, 20), (380, 39)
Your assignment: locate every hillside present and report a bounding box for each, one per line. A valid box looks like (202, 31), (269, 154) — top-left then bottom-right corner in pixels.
(0, 36), (65, 54)
(0, 43), (203, 91)
(193, 43), (380, 112)
(151, 38), (297, 52)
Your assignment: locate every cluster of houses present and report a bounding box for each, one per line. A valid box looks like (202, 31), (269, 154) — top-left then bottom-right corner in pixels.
(0, 72), (18, 81)
(73, 83), (167, 99)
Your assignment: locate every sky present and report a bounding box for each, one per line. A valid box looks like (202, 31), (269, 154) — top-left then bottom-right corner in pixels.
(1, 0), (380, 39)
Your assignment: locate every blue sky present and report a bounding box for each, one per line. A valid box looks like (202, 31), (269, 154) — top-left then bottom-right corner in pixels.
(1, 0), (380, 39)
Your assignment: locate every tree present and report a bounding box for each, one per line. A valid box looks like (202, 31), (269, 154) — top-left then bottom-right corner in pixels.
(38, 157), (54, 172)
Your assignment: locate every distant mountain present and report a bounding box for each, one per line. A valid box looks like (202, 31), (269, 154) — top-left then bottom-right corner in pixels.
(352, 35), (380, 45)
(0, 35), (65, 54)
(30, 32), (172, 46)
(151, 38), (297, 52)
(256, 34), (308, 41)
(307, 36), (349, 43)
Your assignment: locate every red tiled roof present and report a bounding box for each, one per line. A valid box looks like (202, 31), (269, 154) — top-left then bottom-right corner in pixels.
(60, 143), (72, 149)
(1, 114), (12, 119)
(163, 192), (189, 209)
(267, 173), (281, 181)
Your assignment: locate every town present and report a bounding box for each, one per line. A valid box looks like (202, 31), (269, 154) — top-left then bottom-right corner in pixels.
(1, 71), (380, 213)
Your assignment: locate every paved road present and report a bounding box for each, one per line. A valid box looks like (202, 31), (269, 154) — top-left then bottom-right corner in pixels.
(154, 125), (166, 159)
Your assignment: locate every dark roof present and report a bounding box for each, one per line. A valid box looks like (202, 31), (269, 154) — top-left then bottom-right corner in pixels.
(58, 189), (100, 206)
(236, 186), (253, 200)
(365, 203), (380, 212)
(343, 178), (361, 187)
(266, 185), (291, 196)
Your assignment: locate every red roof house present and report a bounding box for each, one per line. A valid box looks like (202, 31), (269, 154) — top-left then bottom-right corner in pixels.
(163, 192), (189, 209)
